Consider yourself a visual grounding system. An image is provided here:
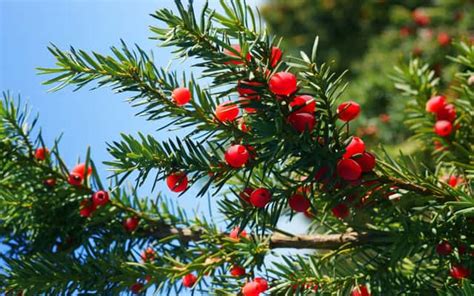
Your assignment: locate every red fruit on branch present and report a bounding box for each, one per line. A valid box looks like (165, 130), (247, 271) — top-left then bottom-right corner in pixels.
(229, 227), (248, 240)
(68, 172), (83, 186)
(242, 281), (261, 296)
(230, 265), (246, 277)
(337, 101), (360, 122)
(288, 194), (310, 212)
(436, 104), (456, 122)
(254, 277), (268, 292)
(92, 190), (110, 207)
(447, 175), (463, 187)
(225, 145), (250, 168)
(425, 95), (446, 113)
(171, 87), (191, 106)
(351, 285), (371, 296)
(72, 163), (92, 179)
(412, 8), (430, 26)
(140, 247), (156, 262)
(237, 80), (263, 99)
(337, 159), (362, 181)
(434, 120), (453, 137)
(250, 188), (271, 208)
(269, 72), (297, 96)
(223, 44), (251, 65)
(123, 216), (140, 232)
(343, 137), (366, 159)
(166, 172), (188, 192)
(288, 112), (315, 133)
(436, 240), (453, 256)
(79, 198), (96, 218)
(332, 203), (350, 219)
(215, 101), (239, 122)
(130, 282), (144, 294)
(34, 147), (49, 161)
(270, 46), (282, 67)
(239, 187), (253, 203)
(289, 95), (316, 114)
(354, 152), (376, 173)
(182, 273), (197, 288)
(450, 264), (470, 279)
(438, 32), (451, 47)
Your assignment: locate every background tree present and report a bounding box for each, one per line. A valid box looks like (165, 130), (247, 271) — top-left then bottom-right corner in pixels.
(0, 0), (473, 295)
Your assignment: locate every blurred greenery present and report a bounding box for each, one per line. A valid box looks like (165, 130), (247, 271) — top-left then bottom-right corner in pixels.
(262, 0), (474, 146)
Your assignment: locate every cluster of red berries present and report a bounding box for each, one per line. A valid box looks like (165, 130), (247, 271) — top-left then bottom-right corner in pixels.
(35, 148), (57, 187)
(337, 137), (376, 181)
(79, 190), (110, 218)
(435, 240), (472, 280)
(68, 163), (93, 187)
(242, 277), (268, 296)
(426, 95), (456, 137)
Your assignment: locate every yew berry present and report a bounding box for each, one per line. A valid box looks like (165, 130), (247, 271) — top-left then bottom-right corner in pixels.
(166, 172), (188, 193)
(34, 147), (49, 161)
(288, 194), (310, 212)
(412, 9), (430, 26)
(270, 46), (282, 68)
(130, 282), (144, 294)
(92, 190), (110, 207)
(254, 277), (268, 292)
(68, 172), (83, 186)
(171, 87), (191, 106)
(216, 101), (239, 122)
(450, 264), (470, 279)
(224, 44), (251, 65)
(123, 216), (140, 232)
(229, 226), (248, 240)
(337, 159), (362, 181)
(230, 265), (246, 277)
(290, 95), (316, 114)
(141, 247), (156, 262)
(242, 281), (261, 296)
(351, 285), (371, 296)
(250, 188), (272, 208)
(72, 163), (92, 179)
(332, 203), (350, 219)
(237, 80), (263, 99)
(43, 178), (56, 188)
(447, 175), (462, 187)
(288, 113), (315, 133)
(436, 104), (456, 122)
(343, 137), (366, 159)
(337, 101), (361, 122)
(436, 240), (453, 256)
(239, 187), (253, 203)
(425, 95), (446, 113)
(354, 152), (376, 173)
(434, 120), (453, 137)
(182, 273), (197, 288)
(79, 199), (96, 218)
(438, 32), (451, 47)
(269, 72), (297, 96)
(225, 145), (249, 168)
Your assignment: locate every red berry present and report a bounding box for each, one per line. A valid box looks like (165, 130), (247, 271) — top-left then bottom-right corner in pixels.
(79, 198), (96, 218)
(34, 147), (49, 161)
(237, 80), (263, 99)
(314, 166), (330, 181)
(141, 247), (156, 262)
(426, 95), (446, 113)
(438, 32), (451, 47)
(242, 281), (261, 296)
(182, 273), (197, 288)
(434, 120), (453, 137)
(337, 159), (362, 181)
(171, 87), (191, 106)
(343, 137), (366, 159)
(270, 46), (282, 67)
(288, 194), (310, 212)
(450, 264), (470, 279)
(130, 283), (144, 294)
(269, 72), (297, 96)
(436, 240), (453, 256)
(288, 113), (315, 133)
(447, 175), (462, 187)
(289, 95), (316, 114)
(436, 103), (456, 122)
(224, 44), (251, 65)
(123, 216), (140, 232)
(354, 152), (376, 173)
(239, 187), (253, 203)
(225, 145), (249, 168)
(250, 188), (272, 208)
(166, 172), (188, 193)
(332, 203), (350, 219)
(68, 172), (83, 186)
(229, 226), (248, 240)
(72, 163), (92, 179)
(351, 285), (371, 296)
(400, 26), (412, 37)
(92, 190), (110, 207)
(412, 9), (430, 26)
(230, 265), (246, 277)
(43, 178), (56, 187)
(337, 101), (360, 122)
(254, 277), (268, 292)
(216, 101), (239, 122)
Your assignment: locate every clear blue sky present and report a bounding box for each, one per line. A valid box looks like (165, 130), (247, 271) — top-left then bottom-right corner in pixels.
(0, 0), (308, 293)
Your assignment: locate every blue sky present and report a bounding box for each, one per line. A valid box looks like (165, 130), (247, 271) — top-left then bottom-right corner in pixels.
(0, 0), (309, 293)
